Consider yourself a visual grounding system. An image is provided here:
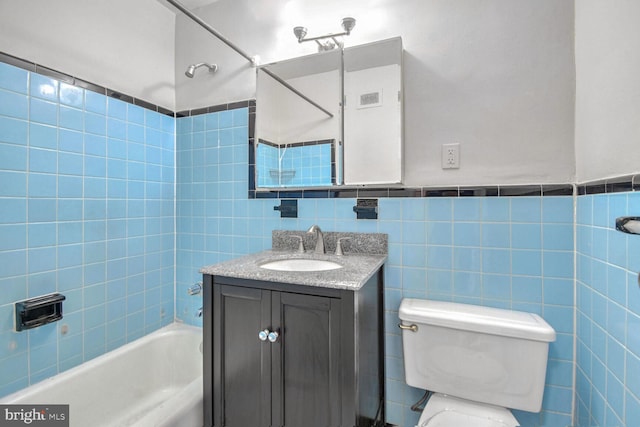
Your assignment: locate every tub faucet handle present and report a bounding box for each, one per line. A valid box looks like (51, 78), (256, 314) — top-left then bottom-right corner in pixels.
(188, 282), (203, 295)
(197, 307), (203, 317)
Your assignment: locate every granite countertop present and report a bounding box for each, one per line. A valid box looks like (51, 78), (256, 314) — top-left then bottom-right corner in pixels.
(200, 250), (386, 291)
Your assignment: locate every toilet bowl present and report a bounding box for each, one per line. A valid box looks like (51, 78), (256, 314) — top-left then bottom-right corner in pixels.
(399, 299), (556, 427)
(416, 393), (519, 427)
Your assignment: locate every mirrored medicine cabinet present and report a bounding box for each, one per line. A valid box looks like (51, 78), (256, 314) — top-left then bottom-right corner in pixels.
(255, 37), (403, 190)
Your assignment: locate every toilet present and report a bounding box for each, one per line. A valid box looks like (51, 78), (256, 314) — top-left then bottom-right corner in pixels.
(398, 298), (556, 427)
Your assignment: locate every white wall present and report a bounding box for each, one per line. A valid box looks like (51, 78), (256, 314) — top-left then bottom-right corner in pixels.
(176, 0), (576, 186)
(0, 0), (176, 110)
(575, 1), (640, 183)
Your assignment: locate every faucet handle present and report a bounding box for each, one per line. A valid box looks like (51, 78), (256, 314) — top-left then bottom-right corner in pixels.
(335, 237), (352, 256)
(290, 235), (304, 253)
(188, 282), (203, 295)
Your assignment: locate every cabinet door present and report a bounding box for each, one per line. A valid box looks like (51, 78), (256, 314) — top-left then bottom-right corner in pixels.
(214, 285), (272, 427)
(271, 292), (342, 427)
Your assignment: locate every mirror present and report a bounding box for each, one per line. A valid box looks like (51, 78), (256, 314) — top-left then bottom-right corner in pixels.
(255, 49), (341, 188)
(255, 37), (403, 189)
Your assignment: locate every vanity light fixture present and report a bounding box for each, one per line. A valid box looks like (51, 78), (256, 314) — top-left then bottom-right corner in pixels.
(293, 17), (356, 51)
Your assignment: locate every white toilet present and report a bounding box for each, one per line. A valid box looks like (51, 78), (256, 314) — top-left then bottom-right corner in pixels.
(398, 298), (556, 427)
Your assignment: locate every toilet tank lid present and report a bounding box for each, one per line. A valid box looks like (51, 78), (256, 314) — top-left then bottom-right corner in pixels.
(399, 299), (556, 342)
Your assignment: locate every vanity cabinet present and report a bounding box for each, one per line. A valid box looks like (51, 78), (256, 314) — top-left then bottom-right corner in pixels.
(202, 271), (384, 427)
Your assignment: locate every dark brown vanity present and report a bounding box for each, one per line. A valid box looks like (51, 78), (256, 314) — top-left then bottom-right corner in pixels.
(201, 230), (387, 427)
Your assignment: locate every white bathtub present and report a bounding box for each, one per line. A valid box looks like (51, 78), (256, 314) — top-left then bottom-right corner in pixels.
(0, 323), (203, 427)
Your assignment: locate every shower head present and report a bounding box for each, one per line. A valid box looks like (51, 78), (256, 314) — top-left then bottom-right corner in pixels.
(185, 65), (196, 78)
(185, 62), (218, 78)
(341, 17), (356, 34)
(293, 26), (307, 42)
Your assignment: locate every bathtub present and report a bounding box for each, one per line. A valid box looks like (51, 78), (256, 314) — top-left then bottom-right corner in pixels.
(0, 323), (203, 427)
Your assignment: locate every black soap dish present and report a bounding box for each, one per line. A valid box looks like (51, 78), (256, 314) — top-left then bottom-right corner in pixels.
(274, 199), (298, 218)
(353, 198), (378, 219)
(15, 293), (66, 332)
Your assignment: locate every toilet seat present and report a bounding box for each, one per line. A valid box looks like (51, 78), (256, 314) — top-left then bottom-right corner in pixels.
(417, 393), (520, 427)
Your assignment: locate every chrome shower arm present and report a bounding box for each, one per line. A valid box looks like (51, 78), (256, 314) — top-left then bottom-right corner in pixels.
(192, 62), (216, 70)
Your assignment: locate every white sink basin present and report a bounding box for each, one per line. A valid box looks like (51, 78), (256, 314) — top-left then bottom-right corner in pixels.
(259, 259), (343, 272)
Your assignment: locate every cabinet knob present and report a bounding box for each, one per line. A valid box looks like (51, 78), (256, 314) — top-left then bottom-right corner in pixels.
(267, 331), (279, 343)
(258, 329), (270, 341)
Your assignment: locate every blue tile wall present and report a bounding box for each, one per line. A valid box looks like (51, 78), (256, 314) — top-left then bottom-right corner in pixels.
(175, 108), (251, 325)
(176, 108), (574, 427)
(0, 61), (175, 398)
(576, 192), (640, 427)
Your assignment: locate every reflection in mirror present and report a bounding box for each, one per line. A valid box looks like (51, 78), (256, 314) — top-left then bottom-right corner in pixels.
(255, 37), (403, 190)
(344, 37), (403, 185)
(255, 49), (341, 188)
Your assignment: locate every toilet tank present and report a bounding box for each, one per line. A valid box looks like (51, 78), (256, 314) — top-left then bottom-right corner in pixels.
(399, 299), (556, 413)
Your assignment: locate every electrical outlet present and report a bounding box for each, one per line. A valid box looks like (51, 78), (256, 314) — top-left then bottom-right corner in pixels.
(441, 143), (460, 169)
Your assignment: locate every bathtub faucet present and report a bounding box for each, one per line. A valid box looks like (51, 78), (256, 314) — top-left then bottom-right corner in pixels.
(197, 307), (203, 317)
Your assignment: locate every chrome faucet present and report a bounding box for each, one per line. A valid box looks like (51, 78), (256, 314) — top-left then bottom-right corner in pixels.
(307, 225), (325, 254)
